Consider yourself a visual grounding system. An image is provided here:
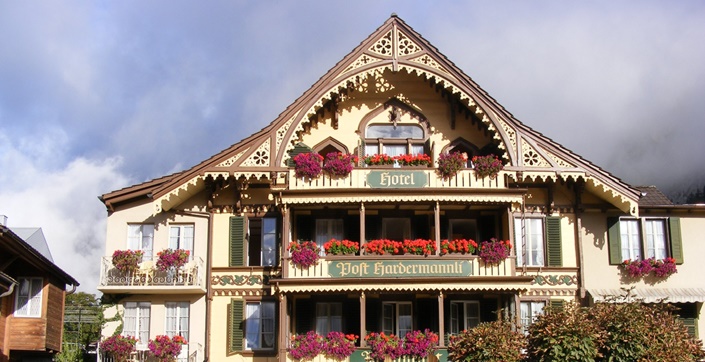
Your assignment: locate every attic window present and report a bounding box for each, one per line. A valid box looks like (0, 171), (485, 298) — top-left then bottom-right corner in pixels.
(364, 124), (425, 157)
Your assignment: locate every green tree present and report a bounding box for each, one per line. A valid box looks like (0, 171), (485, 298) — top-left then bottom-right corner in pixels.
(62, 292), (103, 350)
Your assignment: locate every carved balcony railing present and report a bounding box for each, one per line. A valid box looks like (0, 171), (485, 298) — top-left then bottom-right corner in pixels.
(283, 255), (516, 279)
(287, 169), (510, 190)
(98, 256), (206, 293)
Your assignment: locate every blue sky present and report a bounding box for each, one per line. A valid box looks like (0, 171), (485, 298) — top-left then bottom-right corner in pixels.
(1, 1), (704, 294)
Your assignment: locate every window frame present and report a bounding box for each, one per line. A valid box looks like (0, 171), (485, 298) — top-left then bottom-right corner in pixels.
(315, 219), (344, 256)
(169, 224), (195, 260)
(514, 217), (545, 267)
(13, 277), (43, 318)
(364, 123), (427, 161)
(127, 224), (154, 262)
(449, 301), (480, 334)
(124, 301), (151, 347)
(315, 302), (343, 335)
(382, 301), (413, 336)
(618, 217), (669, 261)
(245, 301), (276, 351)
(165, 301), (190, 361)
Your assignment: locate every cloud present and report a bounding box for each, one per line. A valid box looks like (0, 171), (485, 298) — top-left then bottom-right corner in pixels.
(0, 130), (130, 295)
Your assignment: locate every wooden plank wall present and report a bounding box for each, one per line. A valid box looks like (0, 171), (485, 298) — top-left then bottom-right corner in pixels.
(45, 284), (64, 351)
(1, 297), (8, 362)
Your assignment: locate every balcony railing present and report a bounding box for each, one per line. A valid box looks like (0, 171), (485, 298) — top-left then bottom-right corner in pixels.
(287, 169), (510, 190)
(98, 256), (205, 293)
(283, 255), (516, 279)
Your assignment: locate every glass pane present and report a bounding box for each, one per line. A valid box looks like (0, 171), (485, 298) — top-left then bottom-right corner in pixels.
(383, 144), (406, 158)
(169, 227), (180, 250)
(367, 125), (423, 139)
(411, 144), (424, 155)
(263, 218), (276, 234)
(450, 303), (459, 334)
(383, 304), (394, 335)
(620, 220), (641, 260)
(514, 218), (524, 266)
(645, 220), (667, 259)
(245, 304), (260, 349)
(365, 144), (379, 156)
(398, 303), (412, 335)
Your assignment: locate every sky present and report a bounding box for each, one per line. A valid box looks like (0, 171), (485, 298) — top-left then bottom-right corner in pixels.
(1, 1), (704, 295)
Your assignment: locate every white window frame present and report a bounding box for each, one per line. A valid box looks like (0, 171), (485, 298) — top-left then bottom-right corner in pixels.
(315, 219), (344, 256)
(261, 218), (277, 267)
(514, 217), (545, 266)
(364, 124), (426, 166)
(315, 302), (343, 335)
(382, 302), (412, 336)
(169, 224), (194, 260)
(165, 302), (189, 361)
(14, 277), (43, 318)
(127, 224), (154, 262)
(449, 301), (480, 334)
(520, 301), (546, 334)
(620, 218), (668, 260)
(124, 302), (151, 348)
(245, 301), (276, 350)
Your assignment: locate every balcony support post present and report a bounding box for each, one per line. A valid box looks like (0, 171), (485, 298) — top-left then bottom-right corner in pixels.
(437, 291), (445, 347)
(360, 291), (367, 347)
(434, 202), (441, 255)
(359, 203), (366, 255)
(278, 293), (288, 362)
(281, 204), (290, 279)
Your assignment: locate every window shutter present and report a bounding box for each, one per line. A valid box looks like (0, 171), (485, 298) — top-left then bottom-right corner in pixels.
(607, 217), (622, 265)
(549, 299), (565, 311)
(669, 217), (684, 264)
(229, 217), (246, 267)
(545, 216), (562, 267)
(228, 299), (245, 353)
(681, 318), (698, 337)
(287, 143), (313, 167)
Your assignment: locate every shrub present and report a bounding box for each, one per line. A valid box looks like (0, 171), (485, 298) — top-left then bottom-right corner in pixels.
(448, 320), (525, 362)
(526, 302), (603, 362)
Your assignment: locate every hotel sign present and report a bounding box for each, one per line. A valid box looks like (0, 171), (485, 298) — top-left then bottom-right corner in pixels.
(328, 260), (472, 278)
(367, 170), (427, 188)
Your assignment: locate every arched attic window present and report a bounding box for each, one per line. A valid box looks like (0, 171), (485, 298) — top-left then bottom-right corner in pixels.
(359, 98), (430, 158)
(443, 138), (480, 167)
(313, 137), (349, 158)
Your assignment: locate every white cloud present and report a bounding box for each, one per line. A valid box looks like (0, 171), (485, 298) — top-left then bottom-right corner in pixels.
(0, 131), (130, 296)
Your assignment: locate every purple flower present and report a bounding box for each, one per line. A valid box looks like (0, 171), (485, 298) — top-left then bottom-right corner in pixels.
(288, 241), (321, 268)
(293, 152), (324, 179)
(479, 238), (512, 264)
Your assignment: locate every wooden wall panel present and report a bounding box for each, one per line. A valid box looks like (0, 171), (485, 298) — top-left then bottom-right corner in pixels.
(0, 297), (7, 362)
(45, 284), (64, 351)
(7, 317), (47, 351)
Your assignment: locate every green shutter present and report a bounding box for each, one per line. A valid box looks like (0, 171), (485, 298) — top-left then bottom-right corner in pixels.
(287, 143), (313, 167)
(228, 299), (245, 352)
(229, 216), (246, 267)
(669, 217), (684, 264)
(607, 217), (622, 265)
(545, 216), (562, 267)
(681, 317), (698, 337)
(549, 299), (565, 311)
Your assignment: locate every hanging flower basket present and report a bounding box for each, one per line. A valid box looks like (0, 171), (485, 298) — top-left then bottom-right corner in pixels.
(472, 154), (503, 179)
(478, 238), (512, 264)
(293, 152), (324, 179)
(112, 250), (144, 273)
(156, 249), (190, 271)
(323, 152), (358, 177)
(288, 241), (321, 268)
(437, 152), (468, 180)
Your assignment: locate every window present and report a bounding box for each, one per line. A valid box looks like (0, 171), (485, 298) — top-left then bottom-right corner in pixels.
(365, 124), (425, 163)
(14, 277), (43, 317)
(247, 217), (278, 267)
(169, 225), (194, 259)
(316, 302), (342, 335)
(315, 219), (343, 256)
(449, 219), (477, 240)
(128, 224), (154, 261)
(166, 302), (189, 361)
(514, 218), (545, 266)
(124, 302), (151, 345)
(450, 301), (480, 334)
(513, 216), (562, 267)
(245, 302), (275, 350)
(383, 302), (412, 336)
(609, 218), (678, 264)
(382, 218), (410, 241)
(520, 301), (545, 334)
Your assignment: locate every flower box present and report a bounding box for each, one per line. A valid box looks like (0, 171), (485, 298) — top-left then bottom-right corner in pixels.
(395, 154), (431, 167)
(288, 240), (321, 268)
(101, 335), (137, 362)
(148, 335), (187, 362)
(112, 250), (144, 273)
(436, 152), (468, 180)
(440, 239), (478, 255)
(293, 152), (324, 179)
(323, 152), (358, 177)
(364, 154), (396, 167)
(324, 239), (360, 255)
(472, 154), (503, 179)
(156, 249), (190, 271)
(478, 238), (512, 264)
(621, 257), (677, 278)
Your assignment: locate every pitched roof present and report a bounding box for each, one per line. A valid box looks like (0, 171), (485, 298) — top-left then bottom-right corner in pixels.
(101, 15), (641, 215)
(635, 185), (674, 206)
(11, 227), (54, 262)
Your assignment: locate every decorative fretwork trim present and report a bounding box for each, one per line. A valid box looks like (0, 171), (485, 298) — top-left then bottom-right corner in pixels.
(521, 138), (551, 167)
(216, 148), (249, 168)
(240, 138), (271, 167)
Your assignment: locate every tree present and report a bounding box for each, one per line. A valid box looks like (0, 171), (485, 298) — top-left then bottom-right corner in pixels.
(62, 292), (103, 350)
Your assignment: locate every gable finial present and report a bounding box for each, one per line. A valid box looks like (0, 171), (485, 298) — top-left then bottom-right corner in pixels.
(391, 13), (398, 18)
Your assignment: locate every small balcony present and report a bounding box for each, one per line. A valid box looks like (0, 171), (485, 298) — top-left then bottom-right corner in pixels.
(97, 256), (206, 294)
(286, 169), (510, 191)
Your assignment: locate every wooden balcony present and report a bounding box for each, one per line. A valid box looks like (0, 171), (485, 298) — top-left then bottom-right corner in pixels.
(97, 256), (206, 294)
(286, 169), (511, 190)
